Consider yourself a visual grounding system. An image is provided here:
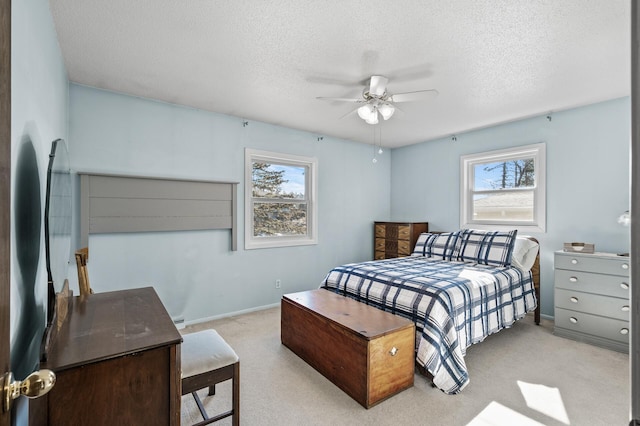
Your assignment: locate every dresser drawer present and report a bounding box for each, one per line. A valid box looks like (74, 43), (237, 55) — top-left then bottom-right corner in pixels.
(397, 240), (411, 256)
(555, 254), (630, 277)
(555, 308), (629, 344)
(555, 288), (629, 321)
(397, 225), (410, 241)
(554, 269), (630, 298)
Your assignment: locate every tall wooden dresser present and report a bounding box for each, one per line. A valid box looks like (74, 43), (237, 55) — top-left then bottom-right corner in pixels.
(374, 222), (428, 260)
(553, 250), (630, 353)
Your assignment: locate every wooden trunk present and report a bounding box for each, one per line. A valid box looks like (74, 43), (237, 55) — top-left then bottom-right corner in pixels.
(281, 290), (415, 408)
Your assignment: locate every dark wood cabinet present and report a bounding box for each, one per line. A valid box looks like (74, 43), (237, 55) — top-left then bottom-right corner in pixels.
(374, 221), (428, 260)
(40, 287), (182, 426)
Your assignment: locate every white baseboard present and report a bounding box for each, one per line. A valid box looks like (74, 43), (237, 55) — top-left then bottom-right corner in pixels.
(182, 302), (280, 328)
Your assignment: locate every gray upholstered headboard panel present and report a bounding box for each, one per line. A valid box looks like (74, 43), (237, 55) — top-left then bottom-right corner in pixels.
(79, 173), (238, 250)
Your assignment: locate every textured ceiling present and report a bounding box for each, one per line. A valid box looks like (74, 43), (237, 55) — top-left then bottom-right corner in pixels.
(49, 0), (630, 148)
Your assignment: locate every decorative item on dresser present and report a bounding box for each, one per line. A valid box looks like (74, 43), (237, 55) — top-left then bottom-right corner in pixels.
(554, 250), (630, 353)
(374, 221), (428, 260)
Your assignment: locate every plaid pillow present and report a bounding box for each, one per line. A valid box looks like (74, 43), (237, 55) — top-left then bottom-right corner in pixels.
(412, 233), (430, 255)
(412, 232), (461, 260)
(458, 229), (518, 267)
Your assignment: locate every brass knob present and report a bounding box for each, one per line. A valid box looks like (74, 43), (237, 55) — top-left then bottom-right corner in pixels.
(3, 370), (56, 413)
(389, 347), (398, 356)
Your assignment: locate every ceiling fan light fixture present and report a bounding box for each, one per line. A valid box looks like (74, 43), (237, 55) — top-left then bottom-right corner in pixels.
(378, 103), (395, 120)
(317, 74), (437, 127)
(365, 115), (379, 125)
(357, 104), (375, 120)
(364, 111), (379, 125)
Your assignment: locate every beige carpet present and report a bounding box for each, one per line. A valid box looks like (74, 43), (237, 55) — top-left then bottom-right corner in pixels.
(180, 307), (629, 426)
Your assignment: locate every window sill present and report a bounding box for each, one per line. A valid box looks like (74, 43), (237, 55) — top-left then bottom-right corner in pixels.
(245, 237), (318, 250)
(460, 221), (545, 234)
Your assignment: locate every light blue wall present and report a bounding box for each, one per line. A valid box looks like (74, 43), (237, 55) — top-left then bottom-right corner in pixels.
(68, 84), (390, 323)
(69, 87), (629, 322)
(390, 98), (631, 317)
(10, 0), (68, 362)
(10, 0), (68, 421)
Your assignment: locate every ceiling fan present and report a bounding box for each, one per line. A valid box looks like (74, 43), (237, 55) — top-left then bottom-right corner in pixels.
(317, 75), (438, 124)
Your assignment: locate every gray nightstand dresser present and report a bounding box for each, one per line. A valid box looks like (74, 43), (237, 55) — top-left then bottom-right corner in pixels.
(554, 250), (630, 353)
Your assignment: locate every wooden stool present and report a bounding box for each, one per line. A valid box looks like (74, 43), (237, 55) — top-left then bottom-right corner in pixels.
(181, 329), (240, 426)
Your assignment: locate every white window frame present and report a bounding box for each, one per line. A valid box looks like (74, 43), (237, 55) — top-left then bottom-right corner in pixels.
(245, 148), (318, 249)
(460, 143), (546, 233)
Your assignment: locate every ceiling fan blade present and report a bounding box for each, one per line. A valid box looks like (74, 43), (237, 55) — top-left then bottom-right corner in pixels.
(338, 107), (360, 120)
(305, 74), (360, 87)
(391, 103), (405, 114)
(368, 75), (389, 97)
(316, 96), (365, 103)
(389, 89), (439, 103)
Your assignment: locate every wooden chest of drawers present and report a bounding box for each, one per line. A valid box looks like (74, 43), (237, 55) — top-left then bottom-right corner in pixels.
(281, 290), (415, 408)
(553, 251), (630, 353)
(374, 221), (428, 260)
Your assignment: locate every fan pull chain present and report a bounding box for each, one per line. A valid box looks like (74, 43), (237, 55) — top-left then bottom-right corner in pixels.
(372, 125), (378, 163)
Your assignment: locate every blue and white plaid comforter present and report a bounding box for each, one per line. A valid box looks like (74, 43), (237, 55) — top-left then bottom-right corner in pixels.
(320, 256), (537, 394)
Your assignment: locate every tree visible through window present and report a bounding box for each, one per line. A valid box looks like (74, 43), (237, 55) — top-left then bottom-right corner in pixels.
(482, 158), (535, 189)
(461, 143), (546, 232)
(245, 149), (317, 249)
(252, 162), (307, 237)
(473, 158), (535, 221)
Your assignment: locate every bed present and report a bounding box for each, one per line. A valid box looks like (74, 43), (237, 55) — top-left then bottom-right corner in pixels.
(320, 229), (540, 395)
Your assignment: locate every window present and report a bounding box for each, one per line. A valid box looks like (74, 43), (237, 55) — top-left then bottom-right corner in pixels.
(245, 149), (317, 249)
(460, 143), (546, 233)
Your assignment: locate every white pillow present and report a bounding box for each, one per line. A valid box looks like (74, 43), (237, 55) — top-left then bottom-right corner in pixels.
(511, 236), (539, 271)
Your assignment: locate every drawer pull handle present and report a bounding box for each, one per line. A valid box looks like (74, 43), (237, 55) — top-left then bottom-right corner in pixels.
(389, 347), (398, 356)
(621, 328), (629, 335)
(622, 263), (629, 270)
(569, 277), (578, 283)
(621, 282), (630, 290)
(569, 317), (578, 324)
(571, 259), (578, 265)
(622, 305), (630, 312)
(570, 297), (579, 303)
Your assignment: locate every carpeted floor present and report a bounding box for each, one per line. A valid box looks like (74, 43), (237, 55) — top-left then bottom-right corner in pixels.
(180, 307), (629, 426)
